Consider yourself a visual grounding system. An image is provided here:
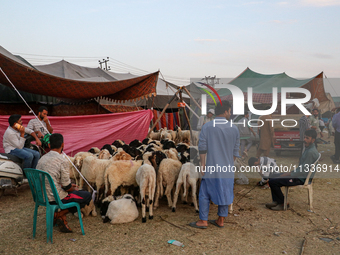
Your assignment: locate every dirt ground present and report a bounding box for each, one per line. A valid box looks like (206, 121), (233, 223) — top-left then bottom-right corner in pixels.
(0, 137), (339, 255)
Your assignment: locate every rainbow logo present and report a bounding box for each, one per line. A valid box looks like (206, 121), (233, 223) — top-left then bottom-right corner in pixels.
(197, 82), (222, 106)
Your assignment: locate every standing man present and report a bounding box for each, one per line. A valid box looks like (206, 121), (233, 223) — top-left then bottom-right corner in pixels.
(309, 109), (323, 138)
(256, 112), (275, 157)
(266, 129), (319, 211)
(299, 111), (311, 152)
(189, 101), (240, 229)
(331, 108), (340, 164)
(197, 109), (215, 131)
(3, 114), (41, 169)
(238, 112), (256, 158)
(36, 133), (92, 233)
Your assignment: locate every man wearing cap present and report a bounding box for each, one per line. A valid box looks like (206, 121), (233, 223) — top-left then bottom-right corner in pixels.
(197, 109), (215, 131)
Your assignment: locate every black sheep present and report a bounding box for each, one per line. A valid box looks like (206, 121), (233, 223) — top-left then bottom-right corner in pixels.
(100, 144), (114, 155)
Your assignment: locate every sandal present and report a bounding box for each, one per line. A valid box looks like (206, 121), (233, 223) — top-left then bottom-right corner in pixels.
(188, 222), (207, 229)
(56, 217), (73, 233)
(208, 220), (224, 228)
(257, 181), (265, 186)
(261, 183), (270, 189)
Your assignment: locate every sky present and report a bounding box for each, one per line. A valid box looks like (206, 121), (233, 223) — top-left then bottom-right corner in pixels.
(1, 0), (340, 93)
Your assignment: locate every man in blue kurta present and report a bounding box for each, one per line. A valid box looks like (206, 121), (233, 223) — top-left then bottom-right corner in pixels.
(189, 101), (240, 229)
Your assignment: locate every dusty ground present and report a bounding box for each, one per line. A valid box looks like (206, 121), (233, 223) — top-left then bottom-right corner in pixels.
(0, 137), (339, 255)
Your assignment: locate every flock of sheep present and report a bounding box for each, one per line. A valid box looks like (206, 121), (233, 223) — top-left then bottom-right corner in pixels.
(66, 127), (201, 223)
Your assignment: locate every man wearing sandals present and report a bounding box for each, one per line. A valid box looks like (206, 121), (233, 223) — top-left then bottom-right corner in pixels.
(266, 129), (319, 211)
(36, 133), (92, 232)
(189, 101), (240, 229)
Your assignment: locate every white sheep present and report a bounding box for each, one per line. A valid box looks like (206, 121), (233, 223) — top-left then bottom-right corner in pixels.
(112, 148), (133, 161)
(98, 149), (111, 159)
(148, 131), (161, 140)
(191, 130), (200, 146)
(74, 199), (98, 218)
(176, 127), (190, 144)
(73, 151), (96, 173)
(163, 148), (178, 160)
(135, 152), (156, 222)
(79, 156), (113, 197)
(160, 129), (172, 140)
(104, 159), (143, 197)
(65, 155), (77, 180)
(102, 194), (139, 224)
(166, 129), (177, 141)
(154, 158), (182, 208)
(172, 162), (200, 213)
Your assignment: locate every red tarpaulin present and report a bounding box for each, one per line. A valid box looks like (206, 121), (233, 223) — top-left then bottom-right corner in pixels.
(0, 110), (153, 155)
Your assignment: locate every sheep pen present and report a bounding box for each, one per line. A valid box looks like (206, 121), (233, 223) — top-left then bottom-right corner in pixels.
(0, 142), (339, 254)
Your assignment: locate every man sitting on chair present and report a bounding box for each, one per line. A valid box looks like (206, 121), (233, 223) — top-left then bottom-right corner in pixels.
(266, 129), (319, 211)
(36, 133), (92, 233)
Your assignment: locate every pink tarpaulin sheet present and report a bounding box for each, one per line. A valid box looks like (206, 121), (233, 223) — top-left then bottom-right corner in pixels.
(0, 110), (153, 155)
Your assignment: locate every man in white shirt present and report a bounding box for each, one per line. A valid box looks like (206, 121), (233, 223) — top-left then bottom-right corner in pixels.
(197, 109), (215, 131)
(27, 106), (53, 138)
(26, 106), (53, 148)
(2, 114), (41, 169)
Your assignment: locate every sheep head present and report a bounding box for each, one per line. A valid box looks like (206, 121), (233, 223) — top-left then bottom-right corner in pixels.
(74, 156), (83, 170)
(98, 149), (111, 159)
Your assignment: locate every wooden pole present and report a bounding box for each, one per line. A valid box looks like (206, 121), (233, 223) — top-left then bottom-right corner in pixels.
(148, 89), (180, 136)
(180, 90), (193, 145)
(182, 86), (202, 111)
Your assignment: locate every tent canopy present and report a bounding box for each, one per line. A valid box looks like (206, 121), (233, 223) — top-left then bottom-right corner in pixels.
(218, 68), (327, 102)
(35, 60), (117, 82)
(32, 56), (187, 109)
(224, 68), (315, 93)
(197, 68), (328, 105)
(0, 46), (158, 103)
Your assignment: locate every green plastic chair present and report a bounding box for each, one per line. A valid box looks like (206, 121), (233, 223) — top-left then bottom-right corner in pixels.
(24, 168), (85, 243)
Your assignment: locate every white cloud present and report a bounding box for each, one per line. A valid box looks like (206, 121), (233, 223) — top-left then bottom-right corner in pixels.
(312, 53), (333, 59)
(194, 38), (218, 42)
(269, 19), (298, 24)
(299, 0), (340, 6)
(189, 52), (213, 58)
(242, 1), (264, 5)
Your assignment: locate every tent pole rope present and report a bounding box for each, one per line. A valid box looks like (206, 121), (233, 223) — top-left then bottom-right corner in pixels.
(0, 67), (97, 199)
(160, 71), (176, 127)
(184, 102), (200, 119)
(133, 100), (140, 111)
(324, 73), (338, 96)
(182, 86), (202, 111)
